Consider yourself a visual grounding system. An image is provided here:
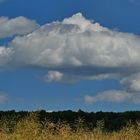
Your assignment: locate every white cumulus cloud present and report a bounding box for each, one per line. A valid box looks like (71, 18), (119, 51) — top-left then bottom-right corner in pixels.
(0, 16), (39, 38)
(9, 13), (140, 70)
(44, 71), (64, 82)
(1, 13), (140, 103)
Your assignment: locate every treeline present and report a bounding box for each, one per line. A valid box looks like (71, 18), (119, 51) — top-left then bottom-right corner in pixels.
(0, 110), (140, 131)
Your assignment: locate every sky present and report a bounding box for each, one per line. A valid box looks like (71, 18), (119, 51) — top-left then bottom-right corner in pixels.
(0, 0), (140, 112)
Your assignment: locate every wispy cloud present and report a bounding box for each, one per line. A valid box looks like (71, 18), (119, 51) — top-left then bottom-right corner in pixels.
(0, 91), (8, 104)
(84, 90), (140, 104)
(1, 13), (140, 103)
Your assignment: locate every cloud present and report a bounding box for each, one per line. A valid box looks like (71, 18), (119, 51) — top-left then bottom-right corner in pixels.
(43, 71), (64, 82)
(0, 16), (39, 38)
(0, 46), (13, 67)
(9, 13), (140, 71)
(1, 13), (140, 103)
(8, 13), (140, 81)
(0, 92), (8, 104)
(85, 90), (140, 104)
(121, 72), (140, 92)
(85, 95), (95, 104)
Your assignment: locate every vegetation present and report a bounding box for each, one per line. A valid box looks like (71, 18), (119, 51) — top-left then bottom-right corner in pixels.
(0, 110), (140, 131)
(0, 112), (140, 140)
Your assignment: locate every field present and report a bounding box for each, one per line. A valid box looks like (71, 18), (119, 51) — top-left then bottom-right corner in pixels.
(0, 113), (140, 140)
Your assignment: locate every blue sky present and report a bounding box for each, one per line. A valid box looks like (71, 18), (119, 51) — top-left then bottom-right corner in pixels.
(0, 0), (140, 112)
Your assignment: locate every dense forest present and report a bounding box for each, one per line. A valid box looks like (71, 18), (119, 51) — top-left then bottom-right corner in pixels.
(0, 110), (140, 132)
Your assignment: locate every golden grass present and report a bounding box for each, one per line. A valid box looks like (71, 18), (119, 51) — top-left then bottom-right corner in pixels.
(0, 113), (140, 140)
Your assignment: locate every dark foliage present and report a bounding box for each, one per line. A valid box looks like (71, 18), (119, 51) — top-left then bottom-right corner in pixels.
(0, 110), (140, 131)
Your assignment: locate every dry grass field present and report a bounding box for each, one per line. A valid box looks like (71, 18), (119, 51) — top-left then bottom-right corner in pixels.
(0, 113), (140, 140)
